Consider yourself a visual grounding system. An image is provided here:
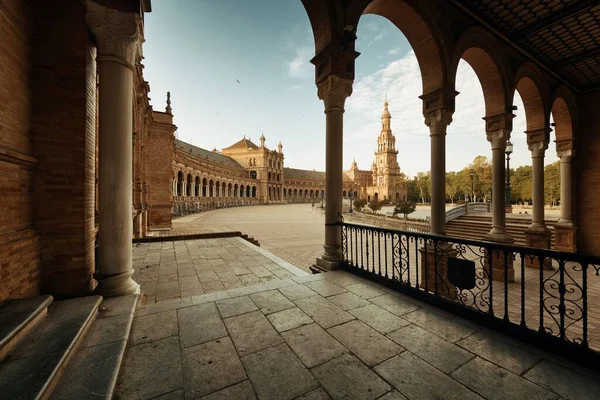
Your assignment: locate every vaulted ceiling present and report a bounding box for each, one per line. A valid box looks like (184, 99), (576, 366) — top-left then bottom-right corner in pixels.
(456, 0), (600, 92)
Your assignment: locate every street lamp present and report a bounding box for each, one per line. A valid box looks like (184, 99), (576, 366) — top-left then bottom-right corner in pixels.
(469, 168), (475, 202)
(349, 190), (353, 213)
(505, 140), (513, 212)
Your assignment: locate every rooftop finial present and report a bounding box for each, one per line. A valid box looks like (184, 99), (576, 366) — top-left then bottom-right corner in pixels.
(166, 91), (172, 114)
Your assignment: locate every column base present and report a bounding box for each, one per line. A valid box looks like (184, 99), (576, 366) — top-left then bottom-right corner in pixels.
(554, 224), (577, 253)
(483, 235), (514, 282)
(95, 269), (139, 297)
(419, 244), (458, 300)
(524, 229), (553, 270)
(311, 257), (340, 274)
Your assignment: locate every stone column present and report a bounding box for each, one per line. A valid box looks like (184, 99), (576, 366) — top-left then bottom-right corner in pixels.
(313, 75), (353, 272)
(554, 147), (577, 252)
(86, 0), (141, 296)
(525, 130), (552, 268)
(485, 129), (512, 243)
(558, 149), (573, 226)
(424, 109), (453, 235)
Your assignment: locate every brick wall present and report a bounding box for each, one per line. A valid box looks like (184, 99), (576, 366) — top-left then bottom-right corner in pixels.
(147, 111), (176, 229)
(31, 1), (96, 297)
(0, 0), (41, 301)
(576, 89), (600, 256)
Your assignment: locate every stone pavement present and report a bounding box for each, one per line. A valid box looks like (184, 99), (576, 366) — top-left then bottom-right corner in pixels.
(132, 237), (309, 305)
(117, 262), (600, 399)
(162, 204), (326, 273)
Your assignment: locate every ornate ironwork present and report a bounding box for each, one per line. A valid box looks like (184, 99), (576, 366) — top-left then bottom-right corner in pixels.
(339, 221), (600, 365)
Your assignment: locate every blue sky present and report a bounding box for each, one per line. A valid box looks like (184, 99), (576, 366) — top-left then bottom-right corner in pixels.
(143, 0), (558, 177)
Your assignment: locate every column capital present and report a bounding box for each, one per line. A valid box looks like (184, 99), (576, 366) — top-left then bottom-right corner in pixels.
(557, 148), (574, 161)
(555, 138), (573, 154)
(486, 129), (511, 150)
(528, 140), (548, 158)
(424, 108), (453, 136)
(317, 75), (353, 112)
(85, 0), (142, 69)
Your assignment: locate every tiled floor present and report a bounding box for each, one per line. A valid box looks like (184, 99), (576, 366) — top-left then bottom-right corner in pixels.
(132, 237), (309, 305)
(117, 263), (600, 400)
(152, 204), (325, 272)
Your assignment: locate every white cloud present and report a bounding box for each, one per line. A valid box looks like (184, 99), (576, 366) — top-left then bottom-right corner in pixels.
(287, 46), (313, 78)
(344, 50), (531, 176)
(288, 85), (303, 91)
(387, 48), (400, 56)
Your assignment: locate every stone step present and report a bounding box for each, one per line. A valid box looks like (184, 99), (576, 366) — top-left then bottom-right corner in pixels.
(0, 295), (53, 362)
(0, 295), (102, 400)
(51, 294), (139, 400)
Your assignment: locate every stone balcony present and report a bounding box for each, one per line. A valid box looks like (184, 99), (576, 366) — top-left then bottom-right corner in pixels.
(116, 237), (600, 399)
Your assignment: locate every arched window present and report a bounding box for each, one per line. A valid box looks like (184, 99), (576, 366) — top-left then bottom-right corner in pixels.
(252, 186), (257, 198)
(250, 170), (257, 179)
(268, 172), (271, 181)
(246, 185), (250, 197)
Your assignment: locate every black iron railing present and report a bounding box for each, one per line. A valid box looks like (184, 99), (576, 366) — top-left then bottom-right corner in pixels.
(340, 221), (600, 367)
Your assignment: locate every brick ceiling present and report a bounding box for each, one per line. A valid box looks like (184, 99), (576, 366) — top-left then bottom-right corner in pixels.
(460, 0), (600, 92)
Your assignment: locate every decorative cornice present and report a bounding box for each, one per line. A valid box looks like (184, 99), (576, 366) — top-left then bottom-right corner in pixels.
(85, 0), (142, 69)
(317, 75), (353, 113)
(483, 112), (514, 133)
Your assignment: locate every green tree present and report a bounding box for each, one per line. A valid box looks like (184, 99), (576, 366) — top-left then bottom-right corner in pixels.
(416, 172), (430, 204)
(353, 198), (367, 211)
(445, 171), (460, 203)
(544, 161), (560, 207)
(510, 165), (532, 203)
(368, 200), (382, 214)
(406, 177), (420, 202)
(393, 201), (417, 219)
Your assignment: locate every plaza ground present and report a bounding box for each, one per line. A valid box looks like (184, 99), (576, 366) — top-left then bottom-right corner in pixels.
(119, 236), (600, 399)
(162, 204), (327, 273)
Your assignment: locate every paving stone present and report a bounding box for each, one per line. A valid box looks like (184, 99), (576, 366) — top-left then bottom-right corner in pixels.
(282, 323), (347, 368)
(523, 360), (600, 400)
(191, 290), (230, 305)
(387, 324), (474, 373)
(249, 266), (273, 278)
(130, 310), (178, 346)
(182, 337), (247, 399)
(293, 274), (328, 284)
(345, 283), (386, 299)
(326, 292), (370, 311)
(402, 308), (475, 342)
(305, 280), (347, 297)
(240, 274), (264, 285)
(156, 281), (181, 301)
(179, 276), (201, 291)
(349, 304), (410, 334)
(250, 290), (295, 315)
(178, 303), (228, 348)
(98, 294), (139, 317)
(311, 353), (390, 400)
(81, 314), (131, 348)
(199, 272), (220, 283)
(266, 307), (314, 332)
(203, 280), (226, 293)
(224, 311), (283, 356)
(135, 297), (193, 317)
(180, 288), (205, 298)
(242, 343), (318, 400)
(294, 295), (354, 329)
(328, 320), (402, 366)
(116, 336), (183, 400)
(279, 284), (318, 301)
(369, 294), (420, 316)
(152, 389), (185, 399)
(228, 284), (268, 297)
(377, 390), (409, 400)
(323, 272), (364, 287)
(263, 278), (297, 290)
(452, 357), (556, 400)
(374, 352), (482, 400)
(456, 332), (541, 375)
(200, 380), (257, 400)
(216, 296), (258, 318)
(295, 387), (332, 400)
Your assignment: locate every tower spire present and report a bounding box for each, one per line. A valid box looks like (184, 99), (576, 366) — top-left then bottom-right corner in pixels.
(260, 131), (266, 148)
(166, 91), (172, 114)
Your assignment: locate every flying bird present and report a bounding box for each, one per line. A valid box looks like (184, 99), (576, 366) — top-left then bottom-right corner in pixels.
(216, 112), (220, 115)
(236, 79), (241, 84)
